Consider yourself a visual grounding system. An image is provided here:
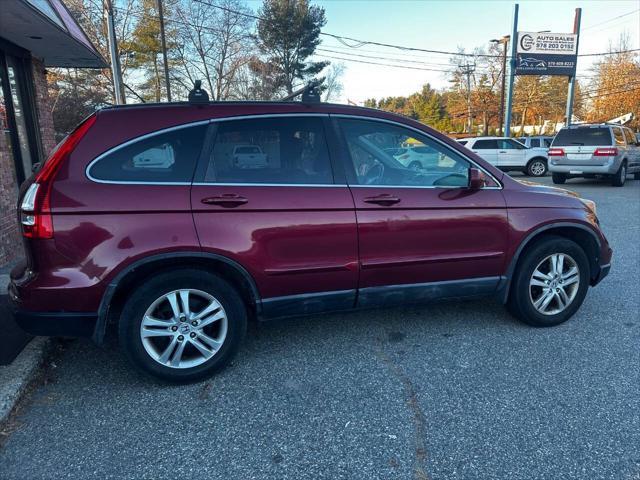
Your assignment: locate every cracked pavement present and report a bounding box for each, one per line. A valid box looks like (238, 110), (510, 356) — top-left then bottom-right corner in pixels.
(0, 175), (638, 479)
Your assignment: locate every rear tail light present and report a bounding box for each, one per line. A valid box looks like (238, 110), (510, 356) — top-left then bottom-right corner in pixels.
(20, 115), (96, 239)
(593, 147), (618, 156)
(548, 148), (565, 156)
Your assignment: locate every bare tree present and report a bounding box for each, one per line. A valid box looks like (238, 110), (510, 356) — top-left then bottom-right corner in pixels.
(174, 0), (255, 100)
(322, 62), (344, 102)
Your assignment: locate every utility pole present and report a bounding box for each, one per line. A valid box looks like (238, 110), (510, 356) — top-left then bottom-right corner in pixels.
(459, 62), (476, 134)
(565, 8), (582, 126)
(491, 36), (510, 136)
(504, 3), (519, 137)
(156, 0), (172, 102)
(104, 0), (125, 104)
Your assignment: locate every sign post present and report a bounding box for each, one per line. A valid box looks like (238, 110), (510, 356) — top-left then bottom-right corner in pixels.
(565, 8), (582, 126)
(504, 3), (519, 137)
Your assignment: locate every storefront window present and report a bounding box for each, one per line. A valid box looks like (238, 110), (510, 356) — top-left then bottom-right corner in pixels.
(6, 56), (34, 179)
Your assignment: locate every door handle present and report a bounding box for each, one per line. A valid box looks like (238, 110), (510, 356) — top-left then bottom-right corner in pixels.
(363, 194), (401, 206)
(498, 150), (507, 153)
(201, 194), (248, 207)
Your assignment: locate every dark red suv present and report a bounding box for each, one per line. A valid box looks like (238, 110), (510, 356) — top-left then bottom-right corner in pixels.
(9, 100), (611, 382)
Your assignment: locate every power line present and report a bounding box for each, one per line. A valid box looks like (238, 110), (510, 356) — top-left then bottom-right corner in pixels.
(582, 8), (640, 31)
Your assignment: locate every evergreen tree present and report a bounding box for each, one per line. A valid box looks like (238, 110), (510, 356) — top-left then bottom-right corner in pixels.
(253, 0), (328, 96)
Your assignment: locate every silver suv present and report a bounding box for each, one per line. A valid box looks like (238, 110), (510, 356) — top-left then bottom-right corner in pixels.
(549, 124), (640, 186)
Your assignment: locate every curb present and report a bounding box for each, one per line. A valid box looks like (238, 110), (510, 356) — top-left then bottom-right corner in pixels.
(0, 337), (51, 426)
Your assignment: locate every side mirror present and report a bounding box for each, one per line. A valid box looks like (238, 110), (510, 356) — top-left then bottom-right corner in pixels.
(468, 168), (486, 189)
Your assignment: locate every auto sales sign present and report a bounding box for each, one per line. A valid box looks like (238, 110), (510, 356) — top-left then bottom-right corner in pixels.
(515, 32), (578, 76)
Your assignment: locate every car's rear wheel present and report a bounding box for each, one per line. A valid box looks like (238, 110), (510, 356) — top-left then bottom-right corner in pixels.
(527, 158), (547, 177)
(551, 172), (567, 184)
(408, 161), (421, 171)
(634, 172), (640, 180)
(119, 269), (247, 383)
(507, 236), (589, 327)
(611, 162), (627, 187)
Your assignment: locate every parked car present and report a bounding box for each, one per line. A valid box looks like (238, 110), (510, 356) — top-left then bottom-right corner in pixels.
(393, 144), (442, 170)
(232, 145), (268, 168)
(520, 136), (554, 150)
(549, 124), (640, 186)
(458, 136), (549, 176)
(10, 101), (611, 382)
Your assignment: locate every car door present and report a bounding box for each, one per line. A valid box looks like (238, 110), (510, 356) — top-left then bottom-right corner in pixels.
(191, 115), (358, 317)
(470, 139), (499, 166)
(623, 128), (640, 170)
(497, 139), (527, 167)
(333, 117), (509, 307)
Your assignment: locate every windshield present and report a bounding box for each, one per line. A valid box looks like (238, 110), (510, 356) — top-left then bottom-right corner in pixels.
(552, 128), (612, 147)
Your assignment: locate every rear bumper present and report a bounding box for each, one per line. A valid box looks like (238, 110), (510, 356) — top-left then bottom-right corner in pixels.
(549, 162), (618, 175)
(8, 294), (97, 337)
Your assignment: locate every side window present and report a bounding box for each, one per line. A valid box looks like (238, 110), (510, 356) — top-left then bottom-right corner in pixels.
(89, 124), (207, 183)
(613, 127), (625, 146)
(623, 128), (635, 145)
(203, 117), (333, 184)
(500, 139), (525, 150)
(458, 140), (468, 146)
(474, 139), (499, 149)
(543, 138), (552, 148)
(338, 119), (471, 187)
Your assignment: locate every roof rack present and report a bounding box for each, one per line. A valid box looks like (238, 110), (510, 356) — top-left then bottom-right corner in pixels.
(279, 79), (322, 103)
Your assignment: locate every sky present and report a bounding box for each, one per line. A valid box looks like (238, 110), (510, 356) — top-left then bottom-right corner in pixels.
(250, 0), (640, 104)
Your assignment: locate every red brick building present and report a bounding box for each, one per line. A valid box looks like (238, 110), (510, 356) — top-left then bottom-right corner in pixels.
(0, 0), (105, 266)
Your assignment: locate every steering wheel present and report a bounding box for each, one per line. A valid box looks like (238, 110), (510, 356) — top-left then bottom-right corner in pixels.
(363, 162), (385, 185)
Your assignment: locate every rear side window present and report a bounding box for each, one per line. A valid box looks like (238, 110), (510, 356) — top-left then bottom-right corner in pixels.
(623, 129), (636, 145)
(613, 128), (625, 146)
(88, 124), (207, 183)
(474, 139), (499, 149)
(543, 138), (552, 147)
(202, 117), (333, 185)
(457, 140), (468, 146)
(552, 128), (612, 147)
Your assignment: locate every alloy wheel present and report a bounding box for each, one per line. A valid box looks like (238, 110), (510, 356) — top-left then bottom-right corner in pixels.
(529, 253), (580, 316)
(140, 289), (228, 369)
(530, 161), (546, 176)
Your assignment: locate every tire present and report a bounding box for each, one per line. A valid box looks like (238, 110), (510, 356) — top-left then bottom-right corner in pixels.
(118, 269), (247, 383)
(408, 161), (421, 171)
(507, 235), (590, 327)
(634, 172), (640, 180)
(611, 162), (626, 187)
(526, 158), (548, 177)
(551, 172), (567, 184)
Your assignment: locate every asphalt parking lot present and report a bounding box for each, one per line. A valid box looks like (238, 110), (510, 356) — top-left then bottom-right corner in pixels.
(0, 175), (638, 480)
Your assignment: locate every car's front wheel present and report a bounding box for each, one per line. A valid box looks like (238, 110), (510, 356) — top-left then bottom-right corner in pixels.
(507, 236), (590, 327)
(526, 158), (548, 177)
(119, 269), (247, 383)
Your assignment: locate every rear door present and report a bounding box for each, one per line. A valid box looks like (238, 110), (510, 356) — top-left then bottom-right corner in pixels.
(470, 139), (499, 166)
(191, 115), (358, 317)
(334, 117), (508, 307)
(623, 128), (640, 170)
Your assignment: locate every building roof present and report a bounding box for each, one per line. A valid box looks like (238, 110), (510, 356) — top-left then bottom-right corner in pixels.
(0, 0), (106, 68)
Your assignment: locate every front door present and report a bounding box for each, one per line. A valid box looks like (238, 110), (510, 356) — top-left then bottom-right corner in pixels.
(334, 117), (509, 307)
(497, 138), (527, 168)
(191, 115), (359, 317)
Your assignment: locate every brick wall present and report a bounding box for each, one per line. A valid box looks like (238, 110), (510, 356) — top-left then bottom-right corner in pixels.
(0, 132), (21, 266)
(31, 57), (56, 158)
(0, 56), (56, 267)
